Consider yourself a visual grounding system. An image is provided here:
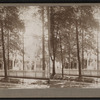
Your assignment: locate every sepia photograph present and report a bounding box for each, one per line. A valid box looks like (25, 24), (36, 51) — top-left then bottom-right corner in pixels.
(0, 4), (100, 91)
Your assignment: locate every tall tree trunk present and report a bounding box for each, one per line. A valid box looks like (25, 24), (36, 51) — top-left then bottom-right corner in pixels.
(59, 33), (63, 78)
(80, 9), (84, 70)
(82, 30), (84, 69)
(1, 21), (8, 80)
(23, 33), (24, 70)
(52, 36), (56, 76)
(97, 27), (99, 71)
(50, 7), (55, 76)
(47, 6), (50, 83)
(52, 34), (56, 76)
(7, 31), (9, 70)
(75, 20), (82, 79)
(68, 32), (71, 69)
(42, 6), (45, 70)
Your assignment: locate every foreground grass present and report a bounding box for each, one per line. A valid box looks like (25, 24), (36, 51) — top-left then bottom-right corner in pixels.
(0, 76), (99, 89)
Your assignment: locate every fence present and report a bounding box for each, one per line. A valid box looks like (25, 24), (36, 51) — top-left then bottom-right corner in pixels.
(56, 68), (100, 77)
(0, 70), (49, 79)
(0, 69), (100, 78)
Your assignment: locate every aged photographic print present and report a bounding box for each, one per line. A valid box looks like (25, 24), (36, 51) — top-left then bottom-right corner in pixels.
(0, 4), (100, 89)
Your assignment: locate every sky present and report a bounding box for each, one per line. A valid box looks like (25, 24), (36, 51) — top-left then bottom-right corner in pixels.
(19, 6), (43, 61)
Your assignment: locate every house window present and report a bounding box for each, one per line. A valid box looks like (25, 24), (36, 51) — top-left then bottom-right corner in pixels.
(71, 62), (73, 69)
(65, 63), (68, 69)
(8, 60), (13, 70)
(32, 65), (34, 70)
(74, 63), (77, 69)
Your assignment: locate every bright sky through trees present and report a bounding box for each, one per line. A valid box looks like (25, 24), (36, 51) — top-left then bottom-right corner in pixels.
(19, 6), (43, 61)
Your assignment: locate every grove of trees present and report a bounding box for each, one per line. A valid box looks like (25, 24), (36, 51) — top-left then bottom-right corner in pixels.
(0, 6), (24, 80)
(0, 5), (99, 81)
(48, 6), (99, 79)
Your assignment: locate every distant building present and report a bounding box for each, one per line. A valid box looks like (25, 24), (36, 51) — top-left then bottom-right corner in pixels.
(63, 49), (99, 70)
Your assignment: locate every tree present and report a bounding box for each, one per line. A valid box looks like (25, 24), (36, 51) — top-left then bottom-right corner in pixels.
(49, 6), (99, 79)
(75, 6), (98, 79)
(49, 6), (76, 77)
(47, 6), (51, 83)
(0, 6), (24, 80)
(50, 7), (56, 76)
(42, 6), (45, 70)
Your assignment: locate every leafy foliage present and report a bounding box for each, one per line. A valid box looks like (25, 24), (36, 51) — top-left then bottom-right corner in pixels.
(50, 6), (99, 67)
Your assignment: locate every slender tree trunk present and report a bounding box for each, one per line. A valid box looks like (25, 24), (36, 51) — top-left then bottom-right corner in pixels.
(23, 33), (24, 70)
(52, 33), (56, 76)
(42, 6), (45, 70)
(50, 7), (55, 76)
(68, 33), (71, 69)
(59, 33), (63, 78)
(50, 41), (56, 76)
(52, 35), (56, 76)
(97, 27), (99, 71)
(52, 58), (55, 76)
(61, 45), (63, 78)
(80, 9), (84, 70)
(75, 20), (82, 79)
(82, 30), (84, 69)
(47, 6), (50, 83)
(7, 31), (9, 70)
(1, 21), (8, 80)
